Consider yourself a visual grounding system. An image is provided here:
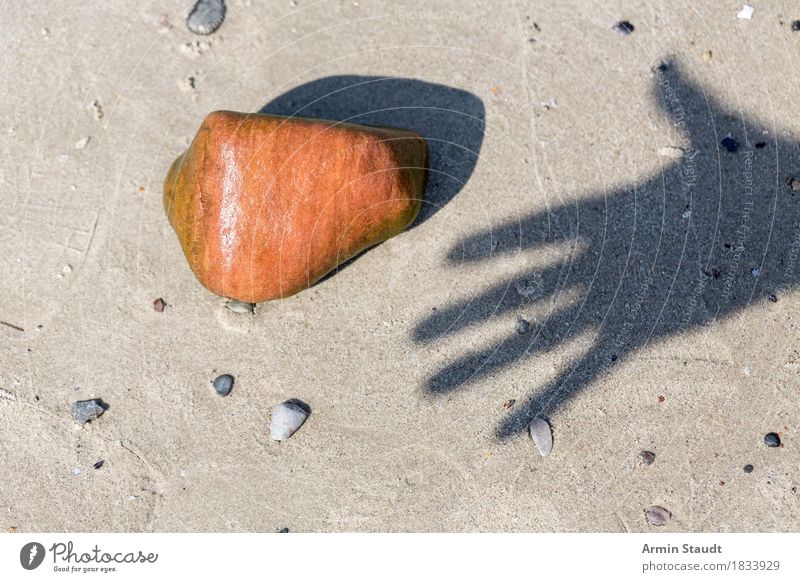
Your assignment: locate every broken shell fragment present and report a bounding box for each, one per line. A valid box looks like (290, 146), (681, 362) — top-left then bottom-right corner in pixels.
(528, 417), (553, 457)
(270, 400), (310, 441)
(164, 110), (428, 303)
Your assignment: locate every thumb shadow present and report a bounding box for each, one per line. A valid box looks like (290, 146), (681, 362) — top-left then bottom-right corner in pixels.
(259, 75), (485, 225)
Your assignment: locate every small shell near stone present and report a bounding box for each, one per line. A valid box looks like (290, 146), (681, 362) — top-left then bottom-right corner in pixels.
(226, 299), (255, 314)
(528, 417), (553, 457)
(270, 400), (309, 441)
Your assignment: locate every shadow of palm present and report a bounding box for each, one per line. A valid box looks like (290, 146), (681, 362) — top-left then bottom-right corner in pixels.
(413, 61), (800, 439)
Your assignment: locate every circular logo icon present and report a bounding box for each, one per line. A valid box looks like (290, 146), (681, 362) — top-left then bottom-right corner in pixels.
(20, 542), (46, 570)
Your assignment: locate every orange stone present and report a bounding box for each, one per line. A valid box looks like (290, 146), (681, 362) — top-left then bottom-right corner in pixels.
(164, 111), (428, 302)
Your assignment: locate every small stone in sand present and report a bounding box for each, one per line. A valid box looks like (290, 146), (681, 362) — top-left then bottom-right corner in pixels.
(72, 399), (107, 425)
(187, 0), (226, 35)
(74, 137), (90, 149)
(153, 298), (166, 312)
(743, 464), (754, 473)
(792, 20), (800, 32)
(764, 432), (781, 447)
(503, 399), (516, 410)
(701, 50), (712, 62)
(516, 317), (531, 334)
(528, 417), (553, 457)
(212, 374), (234, 396)
(789, 177), (800, 192)
(612, 21), (635, 35)
(93, 460), (105, 470)
(270, 400), (310, 441)
(768, 293), (778, 303)
(226, 299), (255, 314)
(645, 505), (671, 526)
(737, 5), (755, 20)
(639, 451), (656, 466)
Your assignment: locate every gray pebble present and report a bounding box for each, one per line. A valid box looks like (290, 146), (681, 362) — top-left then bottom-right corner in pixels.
(72, 399), (107, 425)
(645, 505), (671, 527)
(187, 0), (226, 35)
(639, 450), (656, 466)
(515, 317), (531, 334)
(528, 417), (553, 457)
(270, 400), (310, 441)
(226, 299), (255, 314)
(612, 21), (635, 35)
(764, 432), (781, 447)
(212, 374), (234, 396)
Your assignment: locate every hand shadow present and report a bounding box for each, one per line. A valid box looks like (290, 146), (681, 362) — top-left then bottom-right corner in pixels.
(413, 61), (800, 439)
(259, 76), (486, 225)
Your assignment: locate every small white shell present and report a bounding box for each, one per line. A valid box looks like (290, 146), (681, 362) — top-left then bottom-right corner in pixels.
(528, 417), (553, 457)
(226, 299), (255, 314)
(270, 400), (309, 441)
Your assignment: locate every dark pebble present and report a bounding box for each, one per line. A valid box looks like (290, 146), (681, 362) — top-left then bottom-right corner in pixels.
(278, 527), (289, 533)
(743, 464), (754, 473)
(768, 293), (778, 303)
(639, 451), (656, 466)
(612, 21), (635, 35)
(503, 399), (516, 410)
(212, 374), (234, 396)
(515, 317), (531, 334)
(93, 460), (105, 470)
(72, 399), (108, 425)
(764, 432), (781, 447)
(792, 20), (800, 32)
(720, 137), (739, 153)
(755, 142), (766, 149)
(153, 298), (166, 312)
(187, 0), (226, 35)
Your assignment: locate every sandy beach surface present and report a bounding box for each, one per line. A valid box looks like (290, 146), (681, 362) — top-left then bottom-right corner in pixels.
(1, 0), (799, 532)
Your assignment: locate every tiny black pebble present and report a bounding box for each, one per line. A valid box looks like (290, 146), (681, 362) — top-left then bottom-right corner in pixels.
(743, 464), (754, 473)
(792, 20), (800, 32)
(612, 21), (635, 35)
(278, 527), (289, 533)
(93, 460), (105, 470)
(720, 137), (739, 153)
(515, 317), (531, 334)
(212, 374), (234, 397)
(768, 293), (778, 303)
(755, 142), (767, 149)
(764, 432), (781, 447)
